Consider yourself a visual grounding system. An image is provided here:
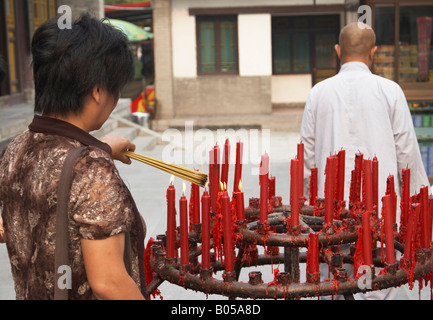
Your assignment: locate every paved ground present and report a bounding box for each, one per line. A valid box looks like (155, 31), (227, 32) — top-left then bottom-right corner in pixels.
(0, 126), (432, 300)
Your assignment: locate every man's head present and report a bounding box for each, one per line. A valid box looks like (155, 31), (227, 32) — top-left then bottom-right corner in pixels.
(334, 22), (377, 67)
(31, 13), (134, 117)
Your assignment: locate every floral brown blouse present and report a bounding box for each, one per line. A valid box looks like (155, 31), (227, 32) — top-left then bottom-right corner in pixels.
(0, 115), (145, 299)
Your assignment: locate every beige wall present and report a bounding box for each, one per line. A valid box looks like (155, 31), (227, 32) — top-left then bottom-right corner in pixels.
(153, 0), (349, 122)
(271, 75), (312, 105)
(173, 76), (271, 117)
(153, 0), (175, 119)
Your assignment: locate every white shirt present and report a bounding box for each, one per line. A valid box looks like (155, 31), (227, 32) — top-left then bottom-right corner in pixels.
(300, 61), (428, 214)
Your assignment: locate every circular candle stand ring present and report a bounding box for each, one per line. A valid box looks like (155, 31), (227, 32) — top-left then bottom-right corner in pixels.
(145, 202), (433, 300)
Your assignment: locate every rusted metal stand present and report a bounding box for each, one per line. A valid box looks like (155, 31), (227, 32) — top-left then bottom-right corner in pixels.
(145, 199), (433, 300)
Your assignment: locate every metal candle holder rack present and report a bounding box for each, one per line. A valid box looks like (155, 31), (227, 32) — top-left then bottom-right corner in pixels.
(144, 145), (433, 300)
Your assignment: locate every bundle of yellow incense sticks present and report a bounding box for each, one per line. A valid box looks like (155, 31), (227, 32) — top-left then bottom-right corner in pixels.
(123, 150), (208, 187)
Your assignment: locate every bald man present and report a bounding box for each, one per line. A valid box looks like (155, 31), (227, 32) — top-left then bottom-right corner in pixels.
(300, 23), (428, 299)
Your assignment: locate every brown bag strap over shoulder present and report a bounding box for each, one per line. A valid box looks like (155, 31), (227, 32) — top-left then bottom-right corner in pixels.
(54, 146), (133, 300)
(54, 146), (85, 300)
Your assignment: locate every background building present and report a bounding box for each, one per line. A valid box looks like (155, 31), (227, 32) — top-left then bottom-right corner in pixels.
(151, 0), (365, 131)
(367, 0), (433, 101)
(365, 0), (433, 179)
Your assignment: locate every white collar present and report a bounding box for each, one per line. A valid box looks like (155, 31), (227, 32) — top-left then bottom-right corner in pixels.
(339, 61), (372, 74)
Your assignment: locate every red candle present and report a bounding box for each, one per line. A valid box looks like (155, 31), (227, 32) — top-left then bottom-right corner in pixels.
(222, 191), (234, 272)
(269, 175), (276, 200)
(429, 195), (433, 244)
(420, 186), (430, 249)
(324, 156), (336, 225)
(209, 149), (215, 211)
(290, 158), (300, 226)
(386, 175), (397, 224)
(400, 168), (410, 229)
(372, 156), (379, 210)
(180, 182), (189, 265)
(233, 142), (243, 193)
(259, 153), (269, 224)
(363, 159), (373, 212)
(211, 145), (220, 212)
(192, 177), (200, 224)
(362, 211), (373, 266)
(308, 232), (319, 273)
(354, 153), (363, 203)
(221, 138), (230, 187)
(297, 143), (304, 198)
(349, 170), (356, 204)
(336, 149), (345, 201)
(235, 180), (245, 221)
(201, 190), (211, 269)
(404, 203), (420, 260)
(382, 195), (395, 264)
(166, 176), (176, 259)
(309, 167), (318, 206)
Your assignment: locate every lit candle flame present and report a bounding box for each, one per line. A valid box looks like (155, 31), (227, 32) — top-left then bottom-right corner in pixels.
(170, 175), (174, 185)
(238, 179), (242, 192)
(182, 181), (186, 195)
(219, 181), (227, 192)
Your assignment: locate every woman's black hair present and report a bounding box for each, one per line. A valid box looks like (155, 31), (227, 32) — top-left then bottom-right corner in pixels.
(31, 13), (134, 116)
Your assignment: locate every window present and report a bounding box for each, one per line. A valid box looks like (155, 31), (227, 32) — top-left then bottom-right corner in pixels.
(196, 16), (238, 75)
(400, 6), (433, 83)
(272, 15), (339, 84)
(374, 3), (433, 83)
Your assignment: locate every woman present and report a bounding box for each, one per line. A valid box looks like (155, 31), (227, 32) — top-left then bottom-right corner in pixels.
(0, 13), (146, 299)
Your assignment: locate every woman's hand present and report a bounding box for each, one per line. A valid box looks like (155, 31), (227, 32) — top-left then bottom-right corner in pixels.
(101, 135), (136, 165)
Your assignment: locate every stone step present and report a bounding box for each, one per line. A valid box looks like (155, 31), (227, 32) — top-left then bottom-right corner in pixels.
(90, 119), (118, 139)
(0, 103), (34, 142)
(112, 98), (131, 118)
(133, 135), (158, 152)
(107, 126), (140, 142)
(92, 123), (159, 154)
(150, 111), (304, 132)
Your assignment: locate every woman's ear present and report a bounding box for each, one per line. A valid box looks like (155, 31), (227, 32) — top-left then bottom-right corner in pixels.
(91, 86), (101, 104)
